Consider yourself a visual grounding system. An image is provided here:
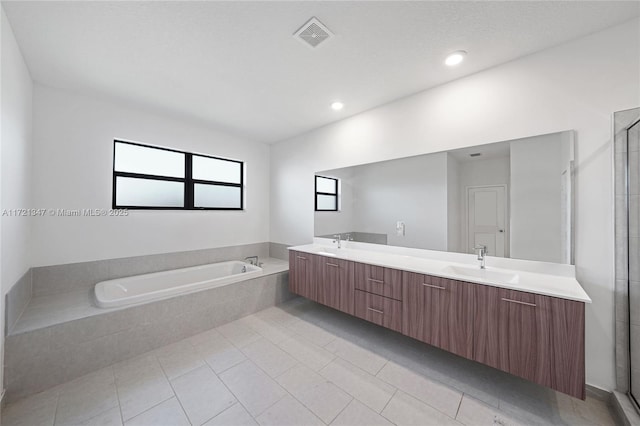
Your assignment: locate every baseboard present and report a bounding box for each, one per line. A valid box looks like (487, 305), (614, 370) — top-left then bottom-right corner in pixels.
(586, 383), (612, 402)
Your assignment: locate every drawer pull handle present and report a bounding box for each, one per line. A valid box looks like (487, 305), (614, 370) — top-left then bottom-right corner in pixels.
(423, 283), (446, 290)
(367, 307), (384, 314)
(296, 256), (307, 260)
(367, 278), (384, 284)
(327, 263), (339, 267)
(501, 298), (536, 307)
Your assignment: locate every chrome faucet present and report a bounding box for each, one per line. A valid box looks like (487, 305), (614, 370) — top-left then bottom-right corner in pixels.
(244, 256), (259, 266)
(474, 245), (487, 269)
(333, 234), (342, 249)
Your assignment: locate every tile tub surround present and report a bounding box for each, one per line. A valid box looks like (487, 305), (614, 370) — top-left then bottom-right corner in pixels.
(4, 269), (32, 335)
(4, 259), (290, 403)
(269, 242), (290, 261)
(31, 242), (271, 297)
(2, 298), (619, 426)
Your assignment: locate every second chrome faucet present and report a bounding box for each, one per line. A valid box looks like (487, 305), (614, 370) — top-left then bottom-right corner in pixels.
(474, 245), (487, 269)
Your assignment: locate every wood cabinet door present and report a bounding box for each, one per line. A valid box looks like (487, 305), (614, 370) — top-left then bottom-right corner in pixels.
(475, 285), (552, 387)
(288, 251), (316, 301)
(403, 272), (474, 359)
(550, 297), (585, 399)
(498, 289), (552, 387)
(316, 257), (355, 315)
(354, 263), (403, 300)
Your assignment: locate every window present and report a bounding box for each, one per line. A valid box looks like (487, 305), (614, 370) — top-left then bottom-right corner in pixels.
(113, 140), (243, 210)
(315, 175), (338, 211)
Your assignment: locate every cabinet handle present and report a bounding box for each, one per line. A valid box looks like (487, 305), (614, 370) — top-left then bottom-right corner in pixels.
(423, 283), (446, 290)
(327, 263), (339, 267)
(367, 307), (384, 315)
(296, 256), (307, 260)
(501, 298), (536, 307)
(367, 278), (384, 284)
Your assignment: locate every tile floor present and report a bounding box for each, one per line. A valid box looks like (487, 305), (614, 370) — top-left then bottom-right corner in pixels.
(2, 298), (617, 426)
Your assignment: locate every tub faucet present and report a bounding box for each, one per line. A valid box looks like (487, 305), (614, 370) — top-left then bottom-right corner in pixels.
(474, 245), (487, 269)
(333, 234), (342, 249)
(244, 256), (259, 266)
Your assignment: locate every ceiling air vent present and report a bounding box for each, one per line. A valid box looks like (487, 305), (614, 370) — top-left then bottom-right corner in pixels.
(294, 17), (333, 49)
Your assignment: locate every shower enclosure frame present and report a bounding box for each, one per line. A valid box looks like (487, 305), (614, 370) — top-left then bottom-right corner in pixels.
(613, 107), (640, 422)
(626, 117), (640, 411)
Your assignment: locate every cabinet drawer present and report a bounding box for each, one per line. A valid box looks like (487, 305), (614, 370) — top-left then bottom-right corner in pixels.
(354, 263), (403, 300)
(354, 290), (402, 332)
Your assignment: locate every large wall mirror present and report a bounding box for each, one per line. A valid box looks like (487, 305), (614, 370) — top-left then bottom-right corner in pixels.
(315, 131), (574, 264)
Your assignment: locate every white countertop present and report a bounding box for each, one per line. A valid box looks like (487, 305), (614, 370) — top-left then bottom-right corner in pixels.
(288, 243), (591, 303)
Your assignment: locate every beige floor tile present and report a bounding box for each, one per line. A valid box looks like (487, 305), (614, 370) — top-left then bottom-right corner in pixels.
(171, 365), (237, 425)
(217, 321), (262, 348)
(2, 388), (59, 426)
(116, 361), (174, 421)
(331, 399), (394, 426)
(571, 396), (617, 426)
(79, 407), (123, 426)
(381, 391), (461, 426)
(377, 361), (462, 418)
(286, 319), (337, 346)
(241, 337), (298, 378)
(253, 307), (300, 328)
(256, 395), (324, 426)
(124, 397), (189, 426)
(155, 340), (205, 380)
(456, 395), (523, 426)
(219, 360), (287, 417)
(202, 403), (257, 426)
(320, 358), (396, 413)
(276, 365), (353, 423)
(113, 355), (157, 381)
(277, 335), (335, 371)
(191, 331), (247, 373)
(55, 382), (119, 425)
(325, 337), (387, 375)
(238, 315), (294, 344)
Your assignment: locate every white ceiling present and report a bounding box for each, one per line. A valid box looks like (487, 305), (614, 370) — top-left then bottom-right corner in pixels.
(3, 1), (639, 144)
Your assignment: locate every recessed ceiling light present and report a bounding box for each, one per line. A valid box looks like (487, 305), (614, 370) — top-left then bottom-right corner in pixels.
(331, 101), (344, 111)
(445, 51), (467, 66)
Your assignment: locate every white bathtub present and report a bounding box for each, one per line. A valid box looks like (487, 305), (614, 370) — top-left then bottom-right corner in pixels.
(94, 261), (263, 308)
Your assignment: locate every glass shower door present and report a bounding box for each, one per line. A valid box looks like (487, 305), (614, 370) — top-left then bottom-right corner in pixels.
(628, 118), (640, 407)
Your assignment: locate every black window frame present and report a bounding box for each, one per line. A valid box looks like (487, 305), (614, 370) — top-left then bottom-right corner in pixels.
(314, 175), (339, 212)
(112, 140), (244, 210)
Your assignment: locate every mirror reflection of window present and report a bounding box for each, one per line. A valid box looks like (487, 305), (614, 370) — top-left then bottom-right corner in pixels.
(315, 175), (339, 211)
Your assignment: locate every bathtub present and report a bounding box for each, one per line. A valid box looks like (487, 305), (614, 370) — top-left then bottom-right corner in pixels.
(94, 261), (263, 308)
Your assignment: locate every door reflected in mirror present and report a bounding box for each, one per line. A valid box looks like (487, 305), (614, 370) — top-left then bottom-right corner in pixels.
(315, 131), (574, 264)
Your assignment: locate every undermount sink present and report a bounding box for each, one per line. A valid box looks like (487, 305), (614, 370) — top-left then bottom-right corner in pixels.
(441, 265), (520, 284)
(316, 247), (339, 256)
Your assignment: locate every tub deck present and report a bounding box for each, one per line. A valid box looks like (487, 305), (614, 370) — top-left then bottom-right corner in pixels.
(10, 258), (289, 336)
(4, 257), (291, 403)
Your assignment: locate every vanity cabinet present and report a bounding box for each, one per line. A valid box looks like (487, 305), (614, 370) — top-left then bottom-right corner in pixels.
(403, 272), (474, 359)
(288, 249), (586, 399)
(316, 257), (355, 315)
